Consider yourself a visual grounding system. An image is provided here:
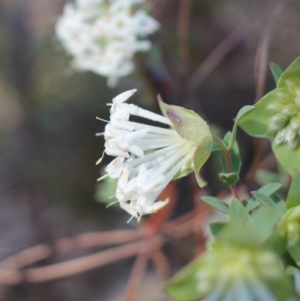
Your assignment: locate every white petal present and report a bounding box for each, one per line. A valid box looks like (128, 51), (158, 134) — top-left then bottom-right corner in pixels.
(128, 145), (144, 157)
(112, 89), (137, 104)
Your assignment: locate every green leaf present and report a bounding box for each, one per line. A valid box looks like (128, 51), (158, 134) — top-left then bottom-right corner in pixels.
(272, 194), (286, 210)
(286, 171), (300, 209)
(219, 172), (239, 186)
(271, 234), (287, 256)
(287, 244), (300, 267)
(212, 135), (227, 152)
(193, 137), (213, 188)
(239, 58), (300, 140)
(270, 62), (283, 84)
(228, 198), (249, 224)
(221, 132), (241, 174)
(201, 196), (229, 214)
(214, 222), (260, 248)
(246, 183), (282, 212)
(277, 57), (300, 89)
(251, 191), (278, 209)
(248, 207), (284, 242)
(164, 257), (203, 301)
(157, 96), (169, 118)
(255, 169), (286, 187)
(209, 222), (228, 237)
(272, 142), (300, 176)
(238, 90), (279, 137)
(228, 105), (255, 150)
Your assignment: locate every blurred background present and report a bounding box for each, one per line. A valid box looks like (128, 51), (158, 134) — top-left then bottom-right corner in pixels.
(0, 0), (300, 300)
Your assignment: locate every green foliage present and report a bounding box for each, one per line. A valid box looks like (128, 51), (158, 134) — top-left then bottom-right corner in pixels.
(221, 132), (241, 174)
(193, 138), (213, 188)
(251, 191), (280, 209)
(165, 58), (300, 301)
(255, 168), (287, 188)
(212, 106), (254, 189)
(270, 62), (283, 84)
(245, 183), (282, 212)
(248, 207), (285, 242)
(165, 224), (299, 301)
(219, 172), (239, 186)
(214, 131), (242, 189)
(286, 171), (300, 209)
(228, 105), (255, 150)
(274, 206), (300, 262)
(201, 196), (229, 213)
(272, 143), (300, 177)
(237, 92), (273, 137)
(95, 175), (119, 208)
(164, 257), (203, 301)
(239, 58), (300, 175)
(228, 198), (249, 224)
(209, 222), (228, 237)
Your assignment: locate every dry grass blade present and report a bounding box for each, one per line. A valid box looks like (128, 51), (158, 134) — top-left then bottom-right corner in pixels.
(0, 208), (210, 285)
(124, 250), (149, 301)
(188, 1), (274, 90)
(254, 0), (288, 101)
(25, 238), (162, 283)
(246, 0), (288, 184)
(177, 0), (192, 66)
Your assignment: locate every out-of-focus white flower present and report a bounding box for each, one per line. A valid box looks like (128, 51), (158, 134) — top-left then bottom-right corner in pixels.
(196, 241), (293, 301)
(97, 89), (212, 221)
(56, 0), (159, 87)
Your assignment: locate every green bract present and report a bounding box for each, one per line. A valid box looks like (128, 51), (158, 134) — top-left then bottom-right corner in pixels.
(274, 205), (300, 265)
(159, 99), (213, 187)
(239, 58), (300, 175)
(165, 225), (297, 301)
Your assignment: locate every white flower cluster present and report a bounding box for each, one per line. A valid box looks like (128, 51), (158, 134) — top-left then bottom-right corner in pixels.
(56, 0), (159, 87)
(97, 90), (198, 222)
(267, 89), (300, 149)
(197, 245), (284, 301)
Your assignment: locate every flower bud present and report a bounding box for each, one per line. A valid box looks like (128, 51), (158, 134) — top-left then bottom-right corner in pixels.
(165, 106), (211, 146)
(267, 87), (300, 149)
(276, 205), (300, 248)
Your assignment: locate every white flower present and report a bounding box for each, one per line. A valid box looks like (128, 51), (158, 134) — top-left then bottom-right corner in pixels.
(97, 89), (207, 221)
(56, 0), (159, 87)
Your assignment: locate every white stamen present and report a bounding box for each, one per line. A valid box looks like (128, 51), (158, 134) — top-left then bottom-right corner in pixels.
(96, 117), (109, 122)
(96, 132), (105, 136)
(106, 200), (119, 208)
(96, 151), (105, 165)
(97, 174), (109, 182)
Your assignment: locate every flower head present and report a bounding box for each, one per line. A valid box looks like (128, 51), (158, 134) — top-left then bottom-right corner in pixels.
(97, 89), (212, 221)
(267, 89), (300, 149)
(165, 224), (298, 301)
(238, 58), (300, 176)
(276, 205), (300, 248)
(195, 241), (291, 301)
(56, 0), (159, 87)
(273, 205), (300, 267)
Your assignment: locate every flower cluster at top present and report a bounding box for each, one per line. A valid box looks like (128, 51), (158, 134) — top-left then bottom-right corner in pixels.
(56, 0), (159, 87)
(267, 87), (300, 149)
(97, 90), (206, 222)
